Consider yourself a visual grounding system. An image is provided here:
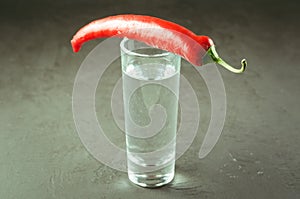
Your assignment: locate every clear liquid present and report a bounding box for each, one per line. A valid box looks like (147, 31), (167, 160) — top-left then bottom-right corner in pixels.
(122, 63), (179, 187)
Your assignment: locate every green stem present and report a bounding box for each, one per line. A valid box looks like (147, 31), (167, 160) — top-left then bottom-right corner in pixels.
(207, 45), (247, 73)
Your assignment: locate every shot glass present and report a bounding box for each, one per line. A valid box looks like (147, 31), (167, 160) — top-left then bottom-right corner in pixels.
(120, 38), (181, 187)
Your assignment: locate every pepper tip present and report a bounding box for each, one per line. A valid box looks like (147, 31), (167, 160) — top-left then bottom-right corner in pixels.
(71, 38), (80, 53)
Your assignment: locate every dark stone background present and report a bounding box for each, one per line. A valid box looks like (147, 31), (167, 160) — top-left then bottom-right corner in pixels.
(0, 0), (299, 198)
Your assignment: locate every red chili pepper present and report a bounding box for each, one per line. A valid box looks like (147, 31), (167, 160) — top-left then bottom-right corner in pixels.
(71, 14), (246, 73)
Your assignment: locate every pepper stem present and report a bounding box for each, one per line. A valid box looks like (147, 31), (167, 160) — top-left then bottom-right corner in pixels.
(207, 45), (247, 73)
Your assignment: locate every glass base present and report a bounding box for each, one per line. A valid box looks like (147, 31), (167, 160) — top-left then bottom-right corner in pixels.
(128, 165), (174, 188)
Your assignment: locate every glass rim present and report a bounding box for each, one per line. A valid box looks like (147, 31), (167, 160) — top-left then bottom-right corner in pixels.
(120, 38), (172, 58)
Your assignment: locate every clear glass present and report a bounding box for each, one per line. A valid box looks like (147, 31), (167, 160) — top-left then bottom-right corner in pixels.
(120, 38), (181, 187)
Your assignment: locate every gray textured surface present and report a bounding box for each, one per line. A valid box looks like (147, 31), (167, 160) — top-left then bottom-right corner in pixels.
(0, 0), (299, 198)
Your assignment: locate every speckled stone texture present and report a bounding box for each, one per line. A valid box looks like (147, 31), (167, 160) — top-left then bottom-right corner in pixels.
(0, 0), (299, 198)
